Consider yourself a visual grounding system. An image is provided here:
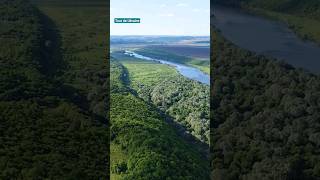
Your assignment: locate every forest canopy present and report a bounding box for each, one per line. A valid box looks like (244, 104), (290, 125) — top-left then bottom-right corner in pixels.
(110, 60), (210, 179)
(0, 0), (109, 178)
(211, 28), (320, 179)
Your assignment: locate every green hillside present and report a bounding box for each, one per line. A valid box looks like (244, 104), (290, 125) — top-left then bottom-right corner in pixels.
(112, 52), (210, 144)
(211, 28), (320, 179)
(110, 60), (210, 179)
(0, 0), (108, 178)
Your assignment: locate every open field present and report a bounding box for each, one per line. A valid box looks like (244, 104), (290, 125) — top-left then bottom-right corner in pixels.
(121, 59), (179, 87)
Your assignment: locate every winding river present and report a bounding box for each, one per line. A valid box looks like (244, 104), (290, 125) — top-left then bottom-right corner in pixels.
(124, 51), (210, 85)
(212, 5), (320, 73)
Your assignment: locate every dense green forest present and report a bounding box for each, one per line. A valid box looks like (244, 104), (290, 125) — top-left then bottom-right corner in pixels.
(112, 51), (210, 144)
(213, 0), (320, 43)
(110, 60), (209, 179)
(149, 77), (209, 143)
(0, 0), (108, 178)
(211, 28), (320, 179)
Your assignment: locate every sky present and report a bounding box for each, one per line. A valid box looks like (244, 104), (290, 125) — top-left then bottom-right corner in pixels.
(110, 0), (210, 36)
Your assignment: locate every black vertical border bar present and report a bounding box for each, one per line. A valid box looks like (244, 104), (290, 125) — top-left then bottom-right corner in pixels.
(107, 0), (111, 178)
(209, 0), (213, 177)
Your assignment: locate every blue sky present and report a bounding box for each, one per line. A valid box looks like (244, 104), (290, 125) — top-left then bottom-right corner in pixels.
(110, 0), (210, 36)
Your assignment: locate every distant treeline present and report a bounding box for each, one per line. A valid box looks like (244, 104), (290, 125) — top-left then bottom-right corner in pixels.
(0, 0), (108, 179)
(213, 0), (320, 20)
(110, 60), (210, 179)
(211, 29), (320, 179)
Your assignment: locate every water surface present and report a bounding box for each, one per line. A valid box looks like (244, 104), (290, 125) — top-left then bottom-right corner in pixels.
(212, 5), (320, 73)
(124, 51), (210, 85)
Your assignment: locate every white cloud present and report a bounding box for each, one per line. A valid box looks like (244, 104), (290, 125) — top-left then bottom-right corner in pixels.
(177, 3), (188, 7)
(160, 4), (167, 8)
(159, 13), (175, 17)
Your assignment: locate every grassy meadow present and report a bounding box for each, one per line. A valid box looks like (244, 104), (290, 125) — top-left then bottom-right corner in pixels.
(121, 59), (179, 87)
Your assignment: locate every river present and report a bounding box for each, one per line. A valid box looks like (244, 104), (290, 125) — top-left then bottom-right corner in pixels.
(212, 5), (320, 74)
(124, 51), (210, 85)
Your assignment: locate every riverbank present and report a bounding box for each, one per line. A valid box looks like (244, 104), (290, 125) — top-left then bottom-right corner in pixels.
(212, 1), (320, 45)
(123, 51), (210, 85)
(134, 47), (210, 75)
(244, 7), (320, 45)
(212, 5), (320, 74)
(187, 58), (210, 75)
